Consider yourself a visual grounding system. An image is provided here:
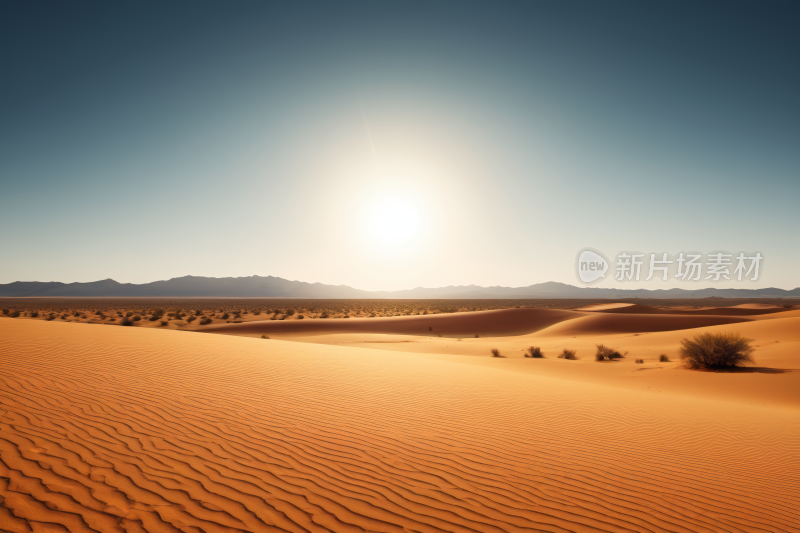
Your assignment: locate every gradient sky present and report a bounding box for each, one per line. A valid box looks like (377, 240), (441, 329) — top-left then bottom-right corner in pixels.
(2, 1), (798, 291)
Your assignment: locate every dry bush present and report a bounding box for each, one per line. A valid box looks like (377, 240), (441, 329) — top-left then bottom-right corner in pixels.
(595, 344), (625, 361)
(199, 317), (212, 325)
(635, 358), (644, 364)
(526, 346), (543, 358)
(659, 354), (670, 362)
(490, 348), (502, 357)
(679, 332), (755, 370)
(261, 335), (270, 339)
(558, 349), (577, 360)
(9, 311), (20, 318)
(1, 309), (8, 315)
(120, 317), (133, 326)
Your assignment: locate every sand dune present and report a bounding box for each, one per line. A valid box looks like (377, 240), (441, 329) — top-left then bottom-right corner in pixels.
(1, 319), (799, 532)
(201, 307), (762, 340)
(202, 308), (581, 338)
(576, 302), (790, 316)
(532, 313), (752, 337)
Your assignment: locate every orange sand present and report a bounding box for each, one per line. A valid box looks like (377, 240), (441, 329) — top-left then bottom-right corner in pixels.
(1, 311), (799, 532)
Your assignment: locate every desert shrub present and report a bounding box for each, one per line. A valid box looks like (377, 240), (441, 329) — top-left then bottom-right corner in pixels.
(526, 346), (543, 358)
(490, 348), (502, 357)
(298, 314), (305, 319)
(679, 332), (755, 370)
(286, 309), (296, 316)
(475, 334), (479, 338)
(9, 311), (20, 318)
(199, 317), (212, 325)
(635, 358), (644, 364)
(29, 311), (39, 318)
(1, 309), (8, 315)
(261, 335), (270, 339)
(95, 310), (102, 315)
(120, 317), (133, 326)
(558, 349), (577, 360)
(186, 316), (196, 322)
(658, 354), (669, 362)
(221, 312), (230, 320)
(595, 344), (624, 361)
(254, 310), (261, 315)
(159, 320), (168, 326)
(320, 312), (330, 319)
(133, 315), (141, 321)
(125, 311), (133, 317)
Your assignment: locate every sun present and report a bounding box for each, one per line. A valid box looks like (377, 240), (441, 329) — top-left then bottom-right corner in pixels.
(365, 196), (420, 247)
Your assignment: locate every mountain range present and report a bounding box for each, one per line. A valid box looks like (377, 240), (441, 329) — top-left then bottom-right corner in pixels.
(1, 276), (798, 299)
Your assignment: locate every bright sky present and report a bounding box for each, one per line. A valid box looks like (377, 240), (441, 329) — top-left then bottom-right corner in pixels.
(1, 1), (798, 291)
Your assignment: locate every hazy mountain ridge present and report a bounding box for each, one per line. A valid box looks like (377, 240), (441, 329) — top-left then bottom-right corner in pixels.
(1, 276), (798, 299)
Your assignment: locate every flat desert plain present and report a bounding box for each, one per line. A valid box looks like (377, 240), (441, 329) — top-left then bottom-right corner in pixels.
(1, 303), (799, 532)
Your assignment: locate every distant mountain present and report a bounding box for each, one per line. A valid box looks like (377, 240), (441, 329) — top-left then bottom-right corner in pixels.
(0, 276), (798, 299)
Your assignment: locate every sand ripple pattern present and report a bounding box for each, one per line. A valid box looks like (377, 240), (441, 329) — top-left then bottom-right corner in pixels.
(1, 320), (798, 532)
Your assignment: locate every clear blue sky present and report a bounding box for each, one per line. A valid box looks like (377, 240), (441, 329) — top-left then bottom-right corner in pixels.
(1, 1), (798, 290)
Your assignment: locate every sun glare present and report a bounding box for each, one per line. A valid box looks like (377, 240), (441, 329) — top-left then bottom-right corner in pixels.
(365, 196), (420, 247)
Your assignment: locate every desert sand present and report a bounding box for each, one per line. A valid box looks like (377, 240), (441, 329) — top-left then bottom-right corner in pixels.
(1, 305), (799, 532)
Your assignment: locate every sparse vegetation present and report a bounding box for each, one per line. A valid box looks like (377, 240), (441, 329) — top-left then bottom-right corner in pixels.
(679, 332), (755, 370)
(120, 317), (133, 326)
(261, 335), (270, 339)
(199, 317), (212, 325)
(525, 346), (543, 358)
(659, 354), (670, 362)
(558, 349), (577, 360)
(1, 309), (8, 315)
(490, 348), (502, 357)
(635, 358), (644, 364)
(9, 311), (20, 318)
(594, 344), (625, 361)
